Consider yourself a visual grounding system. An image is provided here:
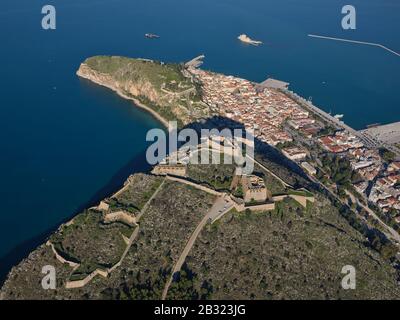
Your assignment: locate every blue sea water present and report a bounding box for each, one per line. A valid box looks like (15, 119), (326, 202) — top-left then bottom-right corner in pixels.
(0, 0), (399, 280)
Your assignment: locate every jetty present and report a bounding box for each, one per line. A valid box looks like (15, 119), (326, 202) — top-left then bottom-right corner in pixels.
(185, 55), (205, 68)
(258, 78), (290, 90)
(308, 34), (400, 58)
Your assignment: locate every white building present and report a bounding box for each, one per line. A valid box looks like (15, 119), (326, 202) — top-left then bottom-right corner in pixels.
(301, 162), (317, 175)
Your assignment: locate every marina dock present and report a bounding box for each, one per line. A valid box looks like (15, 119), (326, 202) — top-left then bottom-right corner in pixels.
(258, 78), (290, 90)
(185, 55), (205, 68)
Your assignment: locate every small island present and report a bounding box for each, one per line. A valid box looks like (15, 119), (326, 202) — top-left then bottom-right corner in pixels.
(238, 34), (263, 46)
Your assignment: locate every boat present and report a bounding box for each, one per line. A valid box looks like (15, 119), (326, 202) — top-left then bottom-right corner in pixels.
(145, 33), (160, 39)
(334, 114), (344, 120)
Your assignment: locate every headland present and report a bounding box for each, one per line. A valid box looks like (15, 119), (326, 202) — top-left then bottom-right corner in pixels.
(2, 55), (400, 300)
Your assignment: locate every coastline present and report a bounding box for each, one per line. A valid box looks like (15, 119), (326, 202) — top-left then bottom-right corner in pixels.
(2, 64), (171, 289)
(76, 67), (169, 129)
(2, 58), (398, 294)
(0, 148), (153, 288)
(1, 64), (170, 290)
(0, 57), (396, 293)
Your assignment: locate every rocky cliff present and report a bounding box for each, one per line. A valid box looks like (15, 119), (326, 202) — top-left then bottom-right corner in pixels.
(76, 56), (210, 126)
(77, 63), (160, 104)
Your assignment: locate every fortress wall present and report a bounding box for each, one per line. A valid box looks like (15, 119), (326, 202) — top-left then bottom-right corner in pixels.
(272, 195), (288, 202)
(65, 269), (108, 289)
(272, 194), (314, 208)
(46, 241), (79, 268)
(166, 176), (223, 196)
(152, 166), (187, 177)
(289, 195), (315, 208)
(97, 201), (110, 211)
(233, 202), (275, 212)
(244, 189), (267, 203)
(104, 211), (136, 226)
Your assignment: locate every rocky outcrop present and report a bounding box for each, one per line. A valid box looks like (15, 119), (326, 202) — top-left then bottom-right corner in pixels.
(76, 61), (198, 127)
(76, 56), (212, 126)
(77, 63), (160, 104)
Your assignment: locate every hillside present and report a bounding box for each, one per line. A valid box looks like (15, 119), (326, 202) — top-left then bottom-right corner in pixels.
(168, 197), (400, 300)
(77, 56), (211, 126)
(2, 56), (400, 300)
(1, 160), (400, 300)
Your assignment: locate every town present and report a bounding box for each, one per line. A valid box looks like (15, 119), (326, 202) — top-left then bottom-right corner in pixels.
(188, 67), (400, 224)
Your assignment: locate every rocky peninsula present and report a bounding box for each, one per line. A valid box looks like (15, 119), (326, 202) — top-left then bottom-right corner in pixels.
(77, 56), (211, 128)
(1, 56), (400, 300)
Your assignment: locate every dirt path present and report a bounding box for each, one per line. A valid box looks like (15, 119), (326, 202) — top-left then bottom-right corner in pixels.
(161, 196), (225, 300)
(166, 175), (223, 196)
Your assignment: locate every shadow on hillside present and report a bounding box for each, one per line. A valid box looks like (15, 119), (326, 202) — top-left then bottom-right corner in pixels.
(179, 116), (393, 254)
(0, 115), (393, 286)
(180, 115), (318, 191)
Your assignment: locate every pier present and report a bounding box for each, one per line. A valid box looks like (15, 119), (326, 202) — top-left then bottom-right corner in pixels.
(185, 55), (205, 68)
(258, 78), (290, 90)
(308, 34), (400, 58)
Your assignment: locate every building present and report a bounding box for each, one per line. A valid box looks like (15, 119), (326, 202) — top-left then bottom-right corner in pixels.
(354, 181), (368, 194)
(351, 160), (374, 170)
(301, 162), (317, 175)
(388, 162), (400, 172)
(241, 175), (271, 203)
(152, 163), (187, 177)
(282, 147), (308, 161)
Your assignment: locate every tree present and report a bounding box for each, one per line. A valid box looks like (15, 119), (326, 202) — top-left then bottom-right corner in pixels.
(379, 148), (395, 162)
(167, 264), (200, 300)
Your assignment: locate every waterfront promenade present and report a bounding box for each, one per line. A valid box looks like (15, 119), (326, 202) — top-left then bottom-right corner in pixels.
(281, 89), (379, 148)
(281, 89), (400, 158)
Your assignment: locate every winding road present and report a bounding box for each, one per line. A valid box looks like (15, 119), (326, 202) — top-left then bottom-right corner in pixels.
(161, 195), (233, 300)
